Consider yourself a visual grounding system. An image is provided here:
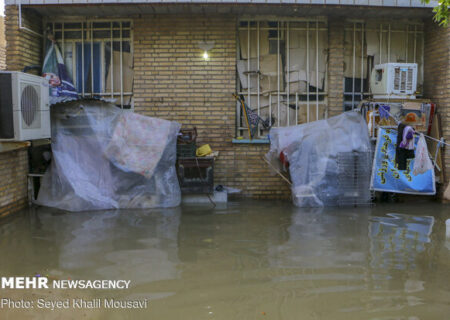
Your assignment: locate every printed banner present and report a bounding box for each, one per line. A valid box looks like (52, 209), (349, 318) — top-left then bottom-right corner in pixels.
(370, 128), (435, 195)
(42, 41), (78, 105)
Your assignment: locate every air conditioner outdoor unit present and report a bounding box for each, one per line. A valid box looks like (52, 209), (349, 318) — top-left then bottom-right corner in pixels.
(0, 71), (50, 141)
(370, 63), (418, 99)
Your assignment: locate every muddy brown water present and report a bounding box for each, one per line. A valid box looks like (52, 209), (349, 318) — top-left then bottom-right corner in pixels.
(0, 201), (449, 319)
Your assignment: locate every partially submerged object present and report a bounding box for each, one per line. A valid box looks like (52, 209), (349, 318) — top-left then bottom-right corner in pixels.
(266, 112), (372, 207)
(37, 100), (181, 211)
(370, 128), (436, 195)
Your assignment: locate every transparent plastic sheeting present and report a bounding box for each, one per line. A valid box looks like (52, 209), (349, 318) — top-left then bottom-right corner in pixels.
(266, 112), (372, 207)
(37, 101), (182, 211)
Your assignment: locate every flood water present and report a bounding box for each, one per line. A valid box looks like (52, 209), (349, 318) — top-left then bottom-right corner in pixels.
(0, 201), (449, 319)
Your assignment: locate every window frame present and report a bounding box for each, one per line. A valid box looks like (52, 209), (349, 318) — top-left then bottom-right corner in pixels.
(43, 18), (134, 109)
(236, 17), (329, 139)
(343, 19), (424, 111)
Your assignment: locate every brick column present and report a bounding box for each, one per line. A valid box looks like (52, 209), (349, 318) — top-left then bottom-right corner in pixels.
(424, 21), (450, 186)
(0, 149), (29, 219)
(0, 17), (5, 70)
(5, 5), (42, 73)
(327, 18), (345, 117)
(1, 6), (40, 217)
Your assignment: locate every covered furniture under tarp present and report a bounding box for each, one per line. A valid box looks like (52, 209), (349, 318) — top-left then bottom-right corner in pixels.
(37, 100), (181, 211)
(266, 112), (372, 207)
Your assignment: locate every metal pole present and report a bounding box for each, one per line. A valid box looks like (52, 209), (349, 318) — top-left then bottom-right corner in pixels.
(295, 93), (298, 125)
(120, 22), (124, 108)
(352, 22), (356, 110)
(247, 21), (251, 113)
(110, 22), (114, 99)
(413, 25), (417, 63)
(379, 24), (382, 64)
(62, 23), (65, 59)
(91, 21), (94, 97)
(287, 22), (290, 126)
(405, 24), (409, 62)
(257, 21), (260, 135)
(72, 43), (76, 86)
(421, 29), (424, 85)
(361, 23), (364, 104)
(277, 21), (280, 127)
(388, 24), (391, 63)
(269, 93), (272, 127)
(315, 20), (319, 119)
(306, 21), (310, 123)
(100, 42), (105, 93)
(82, 22), (85, 97)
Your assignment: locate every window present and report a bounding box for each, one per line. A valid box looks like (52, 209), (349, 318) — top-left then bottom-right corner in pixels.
(237, 18), (328, 138)
(344, 20), (424, 111)
(45, 20), (133, 109)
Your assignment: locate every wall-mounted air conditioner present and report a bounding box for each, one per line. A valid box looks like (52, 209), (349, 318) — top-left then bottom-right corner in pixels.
(370, 63), (418, 99)
(0, 72), (50, 141)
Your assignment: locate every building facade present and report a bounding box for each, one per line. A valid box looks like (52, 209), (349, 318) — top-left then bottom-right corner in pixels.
(1, 1), (449, 215)
(0, 16), (5, 70)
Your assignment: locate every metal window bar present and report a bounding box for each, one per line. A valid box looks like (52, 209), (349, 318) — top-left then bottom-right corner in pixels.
(237, 19), (328, 137)
(236, 26), (242, 136)
(379, 23), (382, 65)
(62, 22), (64, 59)
(413, 25), (417, 63)
(306, 21), (310, 123)
(81, 22), (85, 97)
(247, 21), (251, 117)
(361, 23), (364, 111)
(277, 21), (280, 128)
(287, 21), (290, 127)
(257, 21), (260, 122)
(388, 23), (391, 64)
(405, 24), (408, 62)
(352, 22), (356, 110)
(120, 21), (124, 109)
(345, 21), (424, 110)
(316, 19), (319, 121)
(90, 21), (94, 97)
(110, 22), (114, 99)
(43, 19), (133, 106)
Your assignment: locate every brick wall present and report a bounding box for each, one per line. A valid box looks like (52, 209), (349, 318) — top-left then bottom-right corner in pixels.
(0, 16), (5, 70)
(4, 7), (446, 202)
(4, 6), (42, 73)
(133, 15), (291, 198)
(423, 22), (450, 185)
(0, 5), (41, 218)
(0, 150), (28, 219)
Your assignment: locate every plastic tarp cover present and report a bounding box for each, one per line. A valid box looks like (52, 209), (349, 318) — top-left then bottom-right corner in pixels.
(37, 101), (181, 211)
(266, 112), (372, 207)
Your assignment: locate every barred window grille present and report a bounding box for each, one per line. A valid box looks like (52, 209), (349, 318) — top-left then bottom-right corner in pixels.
(344, 20), (424, 111)
(45, 20), (134, 109)
(236, 18), (328, 139)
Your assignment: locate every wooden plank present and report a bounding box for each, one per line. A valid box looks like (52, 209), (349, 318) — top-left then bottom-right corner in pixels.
(0, 141), (31, 153)
(428, 113), (446, 184)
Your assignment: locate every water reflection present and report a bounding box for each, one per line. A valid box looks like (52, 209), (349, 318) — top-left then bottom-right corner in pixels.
(0, 202), (449, 319)
(369, 213), (434, 270)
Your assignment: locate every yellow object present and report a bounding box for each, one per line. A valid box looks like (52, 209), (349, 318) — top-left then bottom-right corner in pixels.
(196, 144), (212, 157)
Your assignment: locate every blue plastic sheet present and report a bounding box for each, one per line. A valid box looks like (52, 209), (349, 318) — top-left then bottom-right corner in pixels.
(370, 128), (435, 195)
